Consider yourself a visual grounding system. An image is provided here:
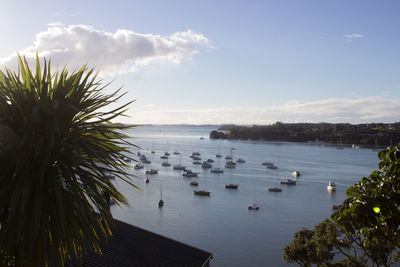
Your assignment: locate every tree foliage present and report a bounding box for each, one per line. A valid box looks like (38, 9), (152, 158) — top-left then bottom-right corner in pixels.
(0, 55), (137, 266)
(210, 123), (400, 147)
(283, 144), (400, 266)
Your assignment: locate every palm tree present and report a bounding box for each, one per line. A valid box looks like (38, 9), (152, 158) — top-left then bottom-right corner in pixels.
(0, 55), (138, 266)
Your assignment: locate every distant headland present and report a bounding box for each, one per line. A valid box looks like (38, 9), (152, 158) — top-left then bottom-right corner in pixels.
(210, 122), (400, 147)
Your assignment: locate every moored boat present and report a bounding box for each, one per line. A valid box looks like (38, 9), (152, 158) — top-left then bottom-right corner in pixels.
(145, 169), (158, 175)
(134, 163), (144, 170)
(267, 164), (278, 170)
(182, 170), (199, 177)
(327, 181), (336, 191)
(248, 203), (259, 210)
(190, 181), (199, 186)
(158, 185), (164, 207)
(211, 168), (224, 173)
(280, 179), (296, 185)
(268, 187), (282, 192)
(262, 161), (274, 166)
(202, 161), (212, 168)
(225, 161), (236, 168)
(173, 164), (186, 170)
(194, 190), (210, 196)
(291, 170), (301, 177)
(225, 184), (239, 189)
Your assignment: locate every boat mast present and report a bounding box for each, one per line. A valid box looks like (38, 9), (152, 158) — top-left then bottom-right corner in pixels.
(253, 185), (257, 204)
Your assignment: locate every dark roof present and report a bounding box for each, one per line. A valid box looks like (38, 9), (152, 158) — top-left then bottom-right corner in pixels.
(63, 219), (212, 267)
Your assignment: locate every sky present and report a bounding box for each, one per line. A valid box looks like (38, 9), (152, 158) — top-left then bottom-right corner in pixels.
(1, 0), (400, 125)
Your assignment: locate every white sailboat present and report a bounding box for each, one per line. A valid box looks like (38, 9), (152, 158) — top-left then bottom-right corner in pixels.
(291, 170), (301, 177)
(327, 181), (336, 191)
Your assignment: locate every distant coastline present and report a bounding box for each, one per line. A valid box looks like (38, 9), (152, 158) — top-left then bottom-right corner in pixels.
(209, 122), (400, 147)
(116, 123), (220, 127)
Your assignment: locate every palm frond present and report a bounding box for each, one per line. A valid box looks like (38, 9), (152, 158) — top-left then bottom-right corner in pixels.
(0, 54), (137, 266)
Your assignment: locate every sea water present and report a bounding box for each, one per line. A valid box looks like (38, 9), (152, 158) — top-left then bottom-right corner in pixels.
(111, 125), (378, 266)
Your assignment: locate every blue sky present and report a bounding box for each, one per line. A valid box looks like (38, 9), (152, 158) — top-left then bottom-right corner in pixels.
(1, 0), (400, 124)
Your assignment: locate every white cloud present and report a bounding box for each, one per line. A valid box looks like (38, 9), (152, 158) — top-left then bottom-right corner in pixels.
(46, 22), (64, 27)
(343, 33), (364, 41)
(125, 97), (400, 125)
(0, 24), (210, 75)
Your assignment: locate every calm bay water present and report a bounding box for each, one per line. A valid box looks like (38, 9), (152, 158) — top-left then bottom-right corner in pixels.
(111, 125), (378, 266)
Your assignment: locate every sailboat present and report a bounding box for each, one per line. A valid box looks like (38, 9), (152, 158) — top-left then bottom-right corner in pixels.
(269, 170), (282, 192)
(173, 143), (180, 155)
(236, 158), (246, 163)
(336, 138), (343, 149)
(173, 154), (186, 170)
(291, 170), (301, 177)
(158, 184), (164, 207)
(161, 155), (171, 166)
(248, 186), (259, 210)
(161, 161), (171, 167)
(225, 147), (236, 168)
(327, 181), (336, 191)
(192, 145), (201, 156)
(194, 171), (210, 196)
(211, 152), (224, 173)
(194, 190), (210, 196)
(163, 141), (170, 157)
(190, 178), (199, 186)
(215, 143), (222, 158)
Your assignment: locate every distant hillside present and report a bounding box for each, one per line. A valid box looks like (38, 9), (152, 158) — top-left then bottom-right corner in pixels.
(210, 122), (400, 147)
(218, 124), (236, 131)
